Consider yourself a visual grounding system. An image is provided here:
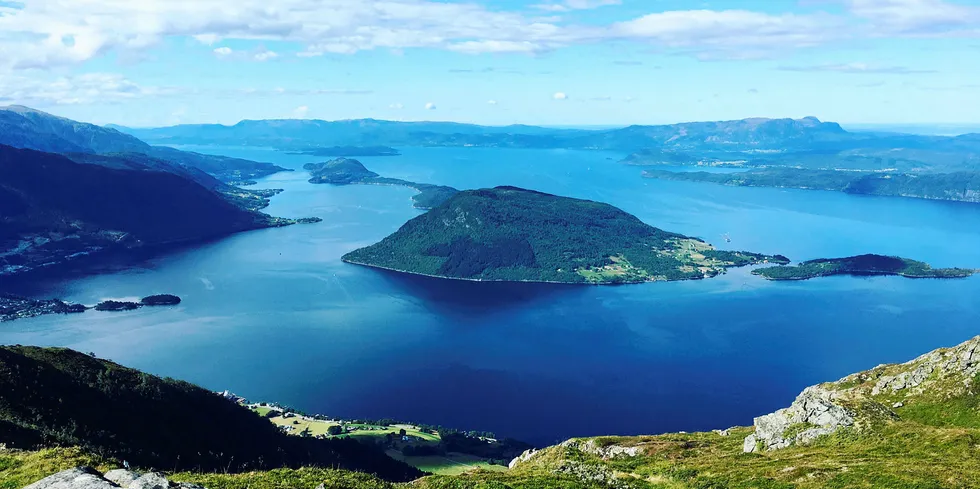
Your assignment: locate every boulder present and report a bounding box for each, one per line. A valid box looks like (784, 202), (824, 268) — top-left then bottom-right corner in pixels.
(563, 439), (642, 459)
(743, 386), (854, 453)
(508, 448), (538, 469)
(102, 470), (139, 487)
(22, 468), (117, 489)
(128, 473), (171, 489)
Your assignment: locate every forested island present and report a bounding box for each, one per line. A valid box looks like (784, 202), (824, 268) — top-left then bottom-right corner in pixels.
(1, 294), (182, 321)
(343, 186), (788, 284)
(643, 168), (980, 204)
(304, 158), (458, 209)
(753, 254), (977, 281)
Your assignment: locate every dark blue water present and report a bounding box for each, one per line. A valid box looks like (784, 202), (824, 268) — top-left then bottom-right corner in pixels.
(3, 146), (979, 446)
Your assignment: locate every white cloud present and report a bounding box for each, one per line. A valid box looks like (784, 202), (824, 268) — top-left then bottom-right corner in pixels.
(0, 0), (975, 70)
(487, 100), (498, 105)
(844, 0), (980, 37)
(533, 0), (621, 12)
(611, 10), (844, 59)
(213, 47), (233, 56)
(389, 102), (404, 109)
(778, 62), (937, 74)
(292, 105), (309, 118)
(448, 40), (545, 54)
(0, 72), (179, 106)
(253, 49), (278, 61)
(425, 102), (437, 110)
(0, 0), (580, 69)
(553, 92), (568, 100)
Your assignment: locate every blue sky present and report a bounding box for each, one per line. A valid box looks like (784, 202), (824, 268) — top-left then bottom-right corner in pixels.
(0, 0), (978, 127)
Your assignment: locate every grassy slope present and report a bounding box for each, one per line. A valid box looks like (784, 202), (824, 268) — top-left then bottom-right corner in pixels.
(0, 346), (422, 480)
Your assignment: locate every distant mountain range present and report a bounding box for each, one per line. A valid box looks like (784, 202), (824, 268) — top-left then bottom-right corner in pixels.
(118, 115), (980, 174)
(119, 116), (852, 152)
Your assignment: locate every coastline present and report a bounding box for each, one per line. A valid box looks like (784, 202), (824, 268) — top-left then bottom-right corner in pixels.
(340, 257), (729, 285)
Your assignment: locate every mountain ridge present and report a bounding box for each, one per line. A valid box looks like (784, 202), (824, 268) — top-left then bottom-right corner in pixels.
(0, 106), (289, 183)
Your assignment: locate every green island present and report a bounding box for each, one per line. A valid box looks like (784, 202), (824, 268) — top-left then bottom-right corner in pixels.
(343, 186), (788, 284)
(8, 335), (980, 489)
(754, 254), (977, 281)
(304, 158), (458, 210)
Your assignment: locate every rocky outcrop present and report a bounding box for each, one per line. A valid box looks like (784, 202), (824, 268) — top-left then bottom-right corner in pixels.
(508, 448), (539, 469)
(560, 439), (643, 459)
(23, 468), (204, 489)
(744, 335), (980, 453)
(743, 386), (855, 453)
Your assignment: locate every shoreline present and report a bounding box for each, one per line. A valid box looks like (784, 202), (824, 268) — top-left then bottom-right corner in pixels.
(341, 257), (726, 286)
(755, 270), (979, 281)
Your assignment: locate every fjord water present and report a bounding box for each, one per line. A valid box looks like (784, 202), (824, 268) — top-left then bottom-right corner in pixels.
(3, 146), (980, 446)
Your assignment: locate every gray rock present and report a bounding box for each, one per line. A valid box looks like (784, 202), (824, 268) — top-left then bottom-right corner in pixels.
(742, 434), (758, 453)
(103, 470), (139, 488)
(128, 473), (171, 489)
(743, 385), (854, 453)
(508, 448), (538, 469)
(22, 468), (117, 489)
(176, 484), (205, 489)
(892, 401), (904, 408)
(564, 439), (642, 459)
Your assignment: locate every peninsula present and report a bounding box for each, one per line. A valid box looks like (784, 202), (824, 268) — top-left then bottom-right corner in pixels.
(304, 158), (458, 209)
(643, 168), (980, 205)
(343, 186), (788, 284)
(753, 254), (977, 280)
(1, 294), (182, 322)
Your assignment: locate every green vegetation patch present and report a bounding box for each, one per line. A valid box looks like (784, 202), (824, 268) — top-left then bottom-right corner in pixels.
(0, 448), (113, 489)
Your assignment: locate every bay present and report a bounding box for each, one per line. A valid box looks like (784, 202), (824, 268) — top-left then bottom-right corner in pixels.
(2, 146), (978, 446)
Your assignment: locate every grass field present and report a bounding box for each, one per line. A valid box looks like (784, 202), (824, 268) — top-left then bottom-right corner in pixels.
(386, 451), (508, 476)
(246, 407), (507, 476)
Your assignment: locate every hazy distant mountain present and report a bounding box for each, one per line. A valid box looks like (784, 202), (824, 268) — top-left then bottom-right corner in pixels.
(118, 118), (592, 149)
(118, 116), (862, 152)
(0, 106), (288, 182)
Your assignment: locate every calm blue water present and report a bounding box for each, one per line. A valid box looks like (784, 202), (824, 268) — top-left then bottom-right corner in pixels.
(2, 146), (979, 446)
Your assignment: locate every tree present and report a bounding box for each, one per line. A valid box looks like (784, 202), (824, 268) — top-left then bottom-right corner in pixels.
(327, 425), (344, 436)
